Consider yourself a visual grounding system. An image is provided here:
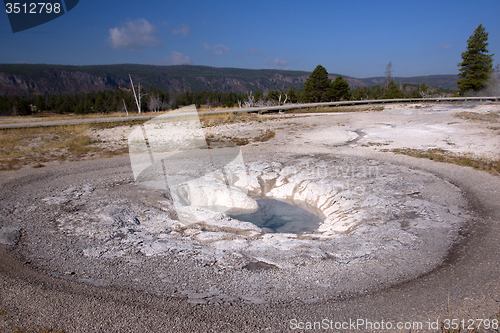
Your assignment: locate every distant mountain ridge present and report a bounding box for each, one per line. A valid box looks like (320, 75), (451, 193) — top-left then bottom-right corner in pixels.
(0, 64), (458, 97)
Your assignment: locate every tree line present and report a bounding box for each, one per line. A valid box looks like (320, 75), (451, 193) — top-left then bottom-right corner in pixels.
(0, 79), (449, 116)
(0, 87), (248, 116)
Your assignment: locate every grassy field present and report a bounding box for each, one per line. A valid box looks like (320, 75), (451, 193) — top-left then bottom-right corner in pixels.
(0, 123), (130, 171)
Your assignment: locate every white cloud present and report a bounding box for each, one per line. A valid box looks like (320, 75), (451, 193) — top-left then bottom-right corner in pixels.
(264, 58), (289, 69)
(203, 43), (230, 56)
(108, 18), (160, 51)
(213, 44), (230, 56)
(248, 47), (262, 55)
(441, 44), (452, 49)
(164, 51), (191, 65)
(172, 24), (190, 36)
(275, 58), (289, 67)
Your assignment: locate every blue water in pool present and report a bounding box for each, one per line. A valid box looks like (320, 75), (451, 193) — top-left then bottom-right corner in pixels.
(229, 198), (323, 234)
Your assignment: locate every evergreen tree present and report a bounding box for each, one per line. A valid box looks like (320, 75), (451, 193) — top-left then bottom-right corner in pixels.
(35, 95), (47, 111)
(352, 86), (370, 100)
(94, 91), (105, 113)
(457, 24), (494, 95)
(12, 96), (31, 115)
(266, 89), (280, 102)
(0, 96), (12, 115)
(420, 83), (427, 94)
(286, 87), (298, 103)
(383, 80), (404, 99)
(303, 65), (332, 103)
(329, 76), (352, 101)
(254, 91), (263, 102)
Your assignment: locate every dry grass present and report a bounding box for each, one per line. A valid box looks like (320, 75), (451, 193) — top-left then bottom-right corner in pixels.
(199, 112), (266, 127)
(0, 110), (276, 171)
(0, 111), (161, 124)
(0, 124), (126, 171)
(291, 105), (385, 114)
(391, 148), (500, 175)
(206, 130), (275, 148)
(455, 111), (499, 122)
(88, 118), (148, 129)
(253, 129), (275, 142)
(361, 142), (390, 147)
(197, 106), (237, 113)
(200, 112), (238, 127)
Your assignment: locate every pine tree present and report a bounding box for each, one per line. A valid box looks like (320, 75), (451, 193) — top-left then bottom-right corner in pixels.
(457, 24), (494, 95)
(352, 86), (370, 100)
(383, 80), (404, 99)
(329, 76), (352, 101)
(286, 87), (298, 103)
(303, 65), (332, 103)
(420, 83), (427, 94)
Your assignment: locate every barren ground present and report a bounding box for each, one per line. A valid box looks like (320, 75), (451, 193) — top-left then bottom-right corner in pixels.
(1, 102), (499, 332)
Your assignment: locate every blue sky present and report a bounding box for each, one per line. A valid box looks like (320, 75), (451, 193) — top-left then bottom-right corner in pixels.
(1, 0), (499, 78)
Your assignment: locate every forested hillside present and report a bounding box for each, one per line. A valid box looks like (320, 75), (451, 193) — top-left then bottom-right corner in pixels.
(0, 64), (458, 97)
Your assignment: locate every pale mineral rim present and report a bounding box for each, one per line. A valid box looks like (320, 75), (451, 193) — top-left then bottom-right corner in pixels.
(38, 154), (470, 302)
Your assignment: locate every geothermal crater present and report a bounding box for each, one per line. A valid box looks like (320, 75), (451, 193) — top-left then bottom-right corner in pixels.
(7, 103), (496, 304)
(28, 153), (469, 303)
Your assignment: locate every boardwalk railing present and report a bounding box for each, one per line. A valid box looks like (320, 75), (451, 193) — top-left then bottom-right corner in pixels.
(199, 96), (500, 115)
